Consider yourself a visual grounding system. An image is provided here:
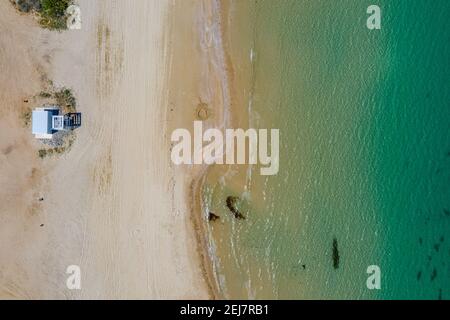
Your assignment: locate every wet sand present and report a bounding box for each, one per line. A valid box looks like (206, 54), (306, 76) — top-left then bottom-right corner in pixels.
(166, 0), (256, 299)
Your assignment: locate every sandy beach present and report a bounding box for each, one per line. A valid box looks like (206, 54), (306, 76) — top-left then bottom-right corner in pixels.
(166, 0), (244, 299)
(0, 0), (210, 299)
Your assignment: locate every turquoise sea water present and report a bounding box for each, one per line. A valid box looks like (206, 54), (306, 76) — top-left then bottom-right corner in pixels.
(204, 0), (450, 299)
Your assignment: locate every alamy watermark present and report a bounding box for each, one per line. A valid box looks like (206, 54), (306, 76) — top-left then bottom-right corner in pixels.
(66, 265), (81, 290)
(171, 121), (279, 176)
(366, 265), (381, 290)
(367, 5), (381, 30)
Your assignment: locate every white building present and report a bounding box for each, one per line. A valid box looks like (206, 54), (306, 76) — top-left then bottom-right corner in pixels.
(31, 107), (64, 139)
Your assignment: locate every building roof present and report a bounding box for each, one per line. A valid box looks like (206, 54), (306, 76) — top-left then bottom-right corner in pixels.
(32, 110), (54, 135)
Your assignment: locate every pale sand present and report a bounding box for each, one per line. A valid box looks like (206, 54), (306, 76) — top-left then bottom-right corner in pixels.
(0, 0), (210, 299)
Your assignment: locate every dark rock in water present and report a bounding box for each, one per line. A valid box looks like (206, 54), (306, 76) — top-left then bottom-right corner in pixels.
(234, 211), (246, 220)
(416, 271), (422, 281)
(434, 243), (440, 252)
(332, 238), (340, 270)
(444, 209), (450, 216)
(226, 196), (239, 211)
(419, 237), (423, 245)
(302, 264), (306, 270)
(440, 236), (444, 243)
(208, 212), (220, 222)
(431, 268), (437, 281)
(226, 196), (246, 220)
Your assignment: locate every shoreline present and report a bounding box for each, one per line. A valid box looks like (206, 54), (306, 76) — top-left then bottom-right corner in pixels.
(166, 0), (225, 300)
(167, 0), (255, 299)
(166, 0), (232, 299)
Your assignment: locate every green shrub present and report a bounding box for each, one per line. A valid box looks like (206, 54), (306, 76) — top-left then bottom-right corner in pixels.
(54, 87), (77, 112)
(38, 149), (48, 158)
(39, 0), (72, 30)
(11, 0), (73, 30)
(21, 108), (32, 127)
(39, 91), (52, 98)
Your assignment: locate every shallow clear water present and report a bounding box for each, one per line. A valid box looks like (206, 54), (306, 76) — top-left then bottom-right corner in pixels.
(203, 0), (450, 299)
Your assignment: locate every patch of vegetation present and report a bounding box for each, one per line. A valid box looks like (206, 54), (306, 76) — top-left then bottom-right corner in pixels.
(38, 149), (48, 158)
(22, 86), (77, 129)
(39, 0), (73, 30)
(21, 108), (32, 127)
(54, 87), (77, 113)
(38, 132), (75, 159)
(39, 91), (52, 98)
(11, 0), (73, 31)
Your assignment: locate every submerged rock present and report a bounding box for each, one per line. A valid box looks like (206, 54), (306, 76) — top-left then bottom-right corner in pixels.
(226, 196), (246, 220)
(234, 211), (246, 220)
(226, 196), (238, 211)
(208, 212), (220, 222)
(332, 238), (340, 270)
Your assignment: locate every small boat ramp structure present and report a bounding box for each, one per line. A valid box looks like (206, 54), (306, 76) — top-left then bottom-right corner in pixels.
(32, 107), (81, 139)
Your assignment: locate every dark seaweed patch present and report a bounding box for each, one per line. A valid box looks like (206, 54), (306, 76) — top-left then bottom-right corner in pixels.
(431, 268), (437, 281)
(434, 243), (440, 252)
(332, 238), (340, 270)
(417, 271), (422, 281)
